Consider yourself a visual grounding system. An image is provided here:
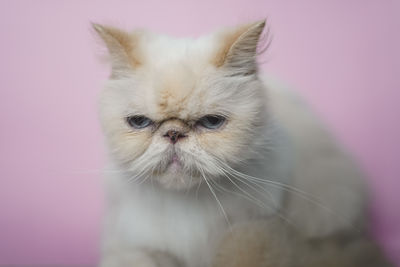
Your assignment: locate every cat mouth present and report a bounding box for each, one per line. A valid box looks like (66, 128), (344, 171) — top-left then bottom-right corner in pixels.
(151, 150), (184, 176)
(168, 153), (182, 170)
(151, 149), (204, 189)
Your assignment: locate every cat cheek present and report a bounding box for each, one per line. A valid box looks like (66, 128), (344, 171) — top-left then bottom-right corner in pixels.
(111, 131), (152, 161)
(197, 131), (240, 158)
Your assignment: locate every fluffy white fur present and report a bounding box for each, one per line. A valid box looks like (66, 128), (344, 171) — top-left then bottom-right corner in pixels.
(93, 21), (366, 267)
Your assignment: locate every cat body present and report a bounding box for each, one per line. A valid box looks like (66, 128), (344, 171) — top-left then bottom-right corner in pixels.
(101, 118), (289, 267)
(213, 219), (391, 267)
(94, 21), (370, 267)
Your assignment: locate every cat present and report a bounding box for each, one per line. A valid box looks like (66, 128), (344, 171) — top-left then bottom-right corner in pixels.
(93, 20), (390, 267)
(213, 218), (392, 267)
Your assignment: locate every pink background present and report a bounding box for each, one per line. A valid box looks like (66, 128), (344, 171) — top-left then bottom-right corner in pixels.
(0, 0), (399, 265)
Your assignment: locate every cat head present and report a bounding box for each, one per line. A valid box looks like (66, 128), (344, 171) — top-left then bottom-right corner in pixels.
(94, 21), (269, 190)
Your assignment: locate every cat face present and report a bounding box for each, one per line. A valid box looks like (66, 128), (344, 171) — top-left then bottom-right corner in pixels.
(95, 21), (268, 190)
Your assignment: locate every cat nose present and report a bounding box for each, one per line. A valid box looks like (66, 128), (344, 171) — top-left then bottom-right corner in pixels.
(164, 130), (186, 144)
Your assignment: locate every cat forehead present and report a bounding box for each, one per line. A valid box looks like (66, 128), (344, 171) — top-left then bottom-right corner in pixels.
(137, 36), (221, 120)
(139, 63), (214, 120)
(142, 33), (218, 66)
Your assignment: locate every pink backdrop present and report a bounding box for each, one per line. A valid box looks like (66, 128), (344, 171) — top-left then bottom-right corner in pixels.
(0, 0), (399, 265)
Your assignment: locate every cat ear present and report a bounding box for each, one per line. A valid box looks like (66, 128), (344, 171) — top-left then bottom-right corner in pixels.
(213, 20), (266, 76)
(92, 23), (141, 78)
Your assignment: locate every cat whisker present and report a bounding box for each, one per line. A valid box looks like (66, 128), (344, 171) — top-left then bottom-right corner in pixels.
(126, 160), (154, 184)
(216, 158), (324, 204)
(215, 163), (272, 206)
(148, 147), (354, 229)
(209, 173), (269, 211)
(219, 161), (357, 230)
(210, 164), (294, 229)
(185, 173), (195, 196)
(198, 165), (231, 228)
(229, 172), (279, 210)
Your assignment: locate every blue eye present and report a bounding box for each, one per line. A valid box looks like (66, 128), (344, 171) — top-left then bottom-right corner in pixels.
(127, 115), (153, 129)
(197, 115), (226, 129)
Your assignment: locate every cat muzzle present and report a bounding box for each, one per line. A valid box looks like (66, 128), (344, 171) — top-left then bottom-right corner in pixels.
(164, 130), (187, 144)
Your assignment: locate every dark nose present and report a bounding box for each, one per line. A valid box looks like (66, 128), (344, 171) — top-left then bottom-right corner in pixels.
(164, 130), (186, 144)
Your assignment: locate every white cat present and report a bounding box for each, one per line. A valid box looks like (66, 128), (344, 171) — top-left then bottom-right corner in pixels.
(93, 21), (367, 267)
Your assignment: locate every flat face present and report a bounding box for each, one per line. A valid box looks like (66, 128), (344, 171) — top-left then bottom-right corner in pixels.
(99, 26), (267, 190)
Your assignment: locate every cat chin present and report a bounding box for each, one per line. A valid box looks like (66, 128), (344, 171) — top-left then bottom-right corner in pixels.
(154, 169), (203, 191)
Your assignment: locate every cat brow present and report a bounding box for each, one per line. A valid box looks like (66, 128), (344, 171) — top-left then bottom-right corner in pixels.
(151, 117), (195, 133)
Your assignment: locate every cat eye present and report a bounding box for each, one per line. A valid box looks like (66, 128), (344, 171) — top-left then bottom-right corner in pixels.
(126, 115), (153, 129)
(197, 115), (226, 129)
